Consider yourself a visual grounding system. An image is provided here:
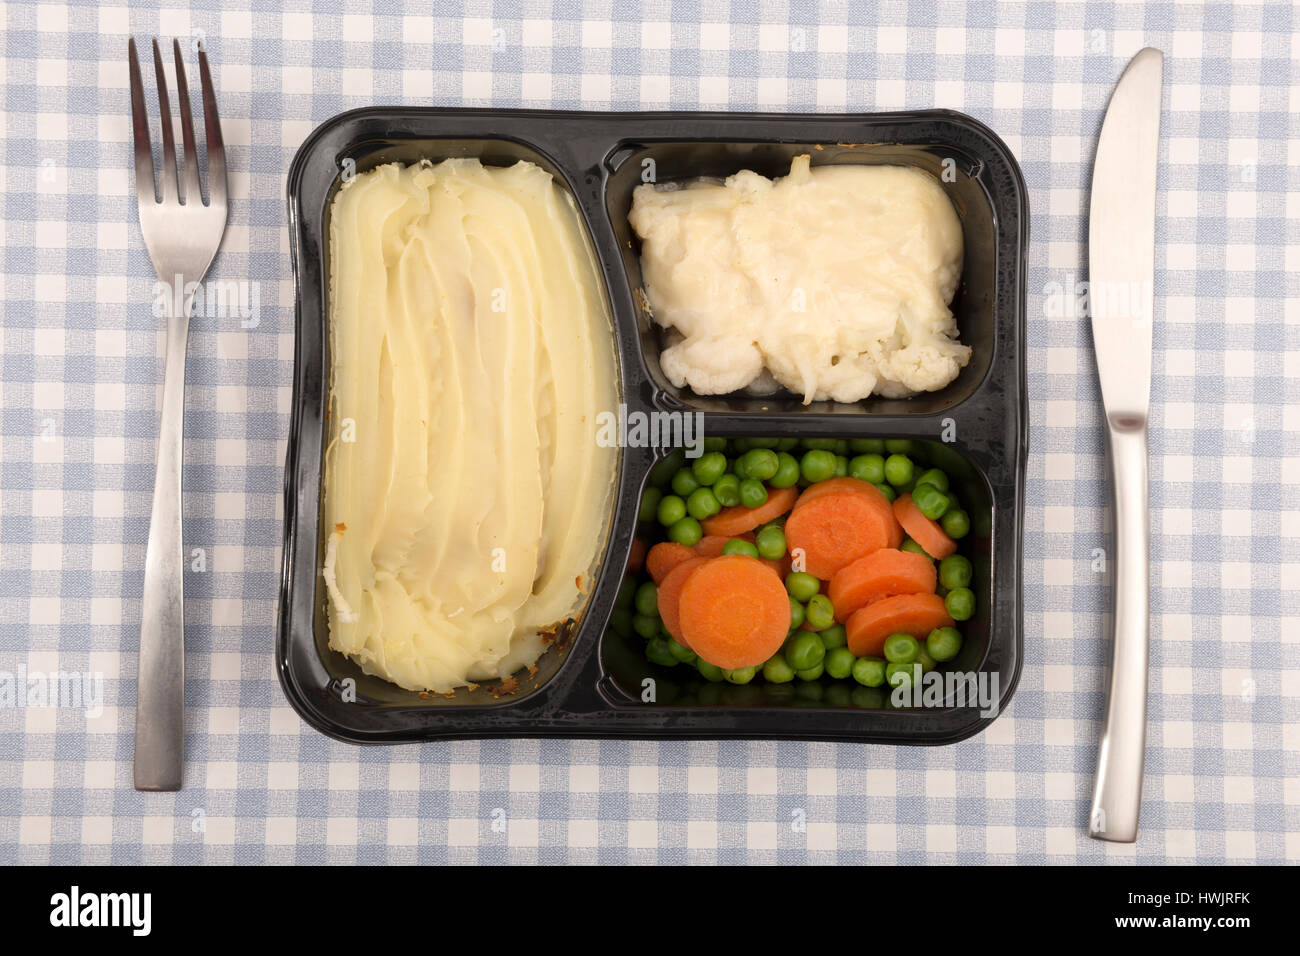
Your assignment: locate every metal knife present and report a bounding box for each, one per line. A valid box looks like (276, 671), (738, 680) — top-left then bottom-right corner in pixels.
(1087, 47), (1164, 843)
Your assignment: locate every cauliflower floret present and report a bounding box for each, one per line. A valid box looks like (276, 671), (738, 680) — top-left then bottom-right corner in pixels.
(660, 333), (765, 395)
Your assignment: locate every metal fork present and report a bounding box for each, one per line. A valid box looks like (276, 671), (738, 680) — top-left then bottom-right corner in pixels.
(128, 37), (227, 791)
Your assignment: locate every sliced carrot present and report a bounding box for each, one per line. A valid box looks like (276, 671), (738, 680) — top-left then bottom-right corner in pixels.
(694, 532), (755, 558)
(760, 553), (791, 580)
(796, 477), (903, 549)
(645, 541), (698, 585)
(828, 548), (937, 621)
(892, 493), (958, 560)
(700, 485), (798, 538)
(784, 489), (896, 580)
(656, 556), (707, 647)
(677, 555), (790, 670)
(845, 593), (954, 657)
(626, 537), (646, 575)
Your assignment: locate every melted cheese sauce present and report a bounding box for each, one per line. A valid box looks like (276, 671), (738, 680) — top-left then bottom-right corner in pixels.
(629, 155), (968, 403)
(322, 159), (619, 693)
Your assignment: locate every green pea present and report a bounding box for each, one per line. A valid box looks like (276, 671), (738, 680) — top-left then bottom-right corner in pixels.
(803, 438), (837, 451)
(884, 454), (914, 487)
(945, 587), (975, 621)
(748, 438), (779, 449)
(912, 482), (950, 520)
(739, 478), (768, 509)
(732, 437), (751, 454)
(671, 468), (700, 497)
(901, 537), (932, 560)
(884, 439), (917, 455)
(834, 455), (849, 478)
(927, 626), (963, 662)
(873, 482), (897, 503)
(656, 494), (686, 526)
(616, 576), (637, 609)
(819, 623), (847, 650)
(805, 593), (835, 631)
(824, 646), (855, 679)
(712, 473), (741, 507)
(702, 437), (728, 453)
(800, 449), (837, 483)
(795, 662), (824, 681)
(849, 438), (885, 454)
(639, 487), (662, 523)
(849, 454), (886, 484)
(915, 468), (950, 493)
(883, 632), (919, 664)
(789, 596), (805, 630)
(785, 631), (826, 671)
(646, 638), (677, 666)
(691, 451), (728, 486)
(785, 572), (820, 603)
(610, 607), (633, 637)
(851, 685), (886, 708)
(938, 554), (972, 590)
(885, 660), (918, 689)
(769, 452), (801, 489)
(914, 645), (937, 673)
(697, 659), (725, 682)
(762, 652), (796, 684)
(686, 486), (721, 520)
(740, 448), (779, 481)
(941, 508), (971, 540)
(732, 454), (749, 480)
(724, 665), (756, 685)
(633, 614), (659, 639)
(722, 538), (760, 559)
(634, 581), (658, 617)
(852, 656), (886, 687)
(667, 516), (703, 547)
(776, 437), (800, 452)
(756, 525), (786, 560)
(668, 639), (697, 664)
(649, 449), (684, 487)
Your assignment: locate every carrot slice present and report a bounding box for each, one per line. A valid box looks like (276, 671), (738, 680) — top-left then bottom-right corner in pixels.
(645, 541), (698, 584)
(845, 593), (954, 656)
(694, 532), (755, 558)
(892, 493), (958, 560)
(797, 477), (903, 549)
(828, 548), (937, 621)
(656, 556), (708, 647)
(700, 485), (798, 538)
(784, 489), (896, 580)
(677, 555), (790, 670)
(626, 537), (646, 575)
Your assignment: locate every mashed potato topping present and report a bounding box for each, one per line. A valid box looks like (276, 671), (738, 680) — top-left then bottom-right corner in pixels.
(323, 159), (618, 693)
(629, 155), (969, 403)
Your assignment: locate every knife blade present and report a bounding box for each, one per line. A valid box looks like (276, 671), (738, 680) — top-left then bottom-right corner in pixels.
(1087, 47), (1164, 844)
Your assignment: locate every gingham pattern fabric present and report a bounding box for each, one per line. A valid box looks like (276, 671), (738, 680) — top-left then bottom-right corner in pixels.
(0, 0), (1295, 865)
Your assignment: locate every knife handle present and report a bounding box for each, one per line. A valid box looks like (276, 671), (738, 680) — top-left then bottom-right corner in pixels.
(1089, 417), (1149, 842)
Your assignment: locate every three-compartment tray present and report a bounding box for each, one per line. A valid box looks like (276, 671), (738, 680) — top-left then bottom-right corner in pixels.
(278, 108), (1028, 745)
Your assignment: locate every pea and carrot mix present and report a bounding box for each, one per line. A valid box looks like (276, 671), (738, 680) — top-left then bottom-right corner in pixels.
(612, 438), (977, 703)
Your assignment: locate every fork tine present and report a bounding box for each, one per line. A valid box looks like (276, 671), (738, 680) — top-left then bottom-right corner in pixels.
(128, 38), (155, 205)
(197, 41), (227, 210)
(151, 38), (178, 203)
(171, 39), (203, 206)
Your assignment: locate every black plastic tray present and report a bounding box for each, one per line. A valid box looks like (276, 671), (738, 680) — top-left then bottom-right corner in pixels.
(278, 108), (1028, 745)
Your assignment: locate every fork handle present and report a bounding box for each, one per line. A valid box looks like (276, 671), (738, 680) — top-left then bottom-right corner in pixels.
(1088, 418), (1150, 841)
(134, 304), (190, 791)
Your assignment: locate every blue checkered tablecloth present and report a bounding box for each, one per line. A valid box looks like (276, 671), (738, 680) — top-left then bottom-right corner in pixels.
(0, 0), (1295, 865)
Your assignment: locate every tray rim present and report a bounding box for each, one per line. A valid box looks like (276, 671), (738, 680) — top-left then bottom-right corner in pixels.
(278, 106), (1029, 746)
